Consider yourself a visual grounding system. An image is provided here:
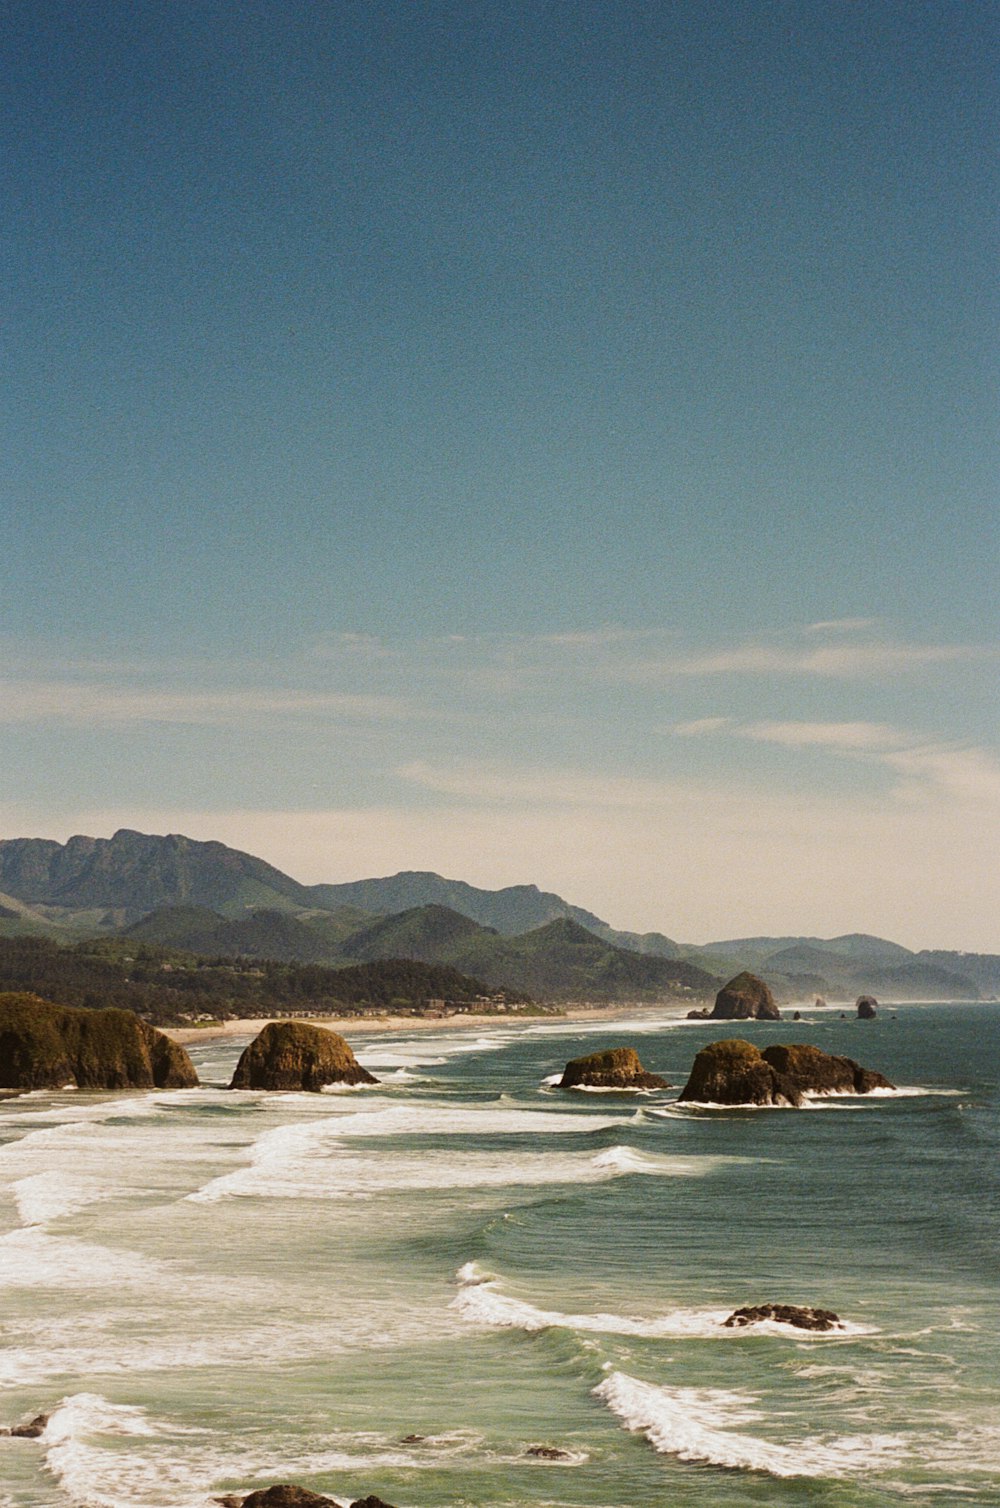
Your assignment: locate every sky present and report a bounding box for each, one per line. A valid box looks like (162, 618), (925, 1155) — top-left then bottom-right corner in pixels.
(2, 0), (997, 948)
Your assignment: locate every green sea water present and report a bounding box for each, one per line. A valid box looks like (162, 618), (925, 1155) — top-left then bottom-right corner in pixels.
(0, 1002), (997, 1507)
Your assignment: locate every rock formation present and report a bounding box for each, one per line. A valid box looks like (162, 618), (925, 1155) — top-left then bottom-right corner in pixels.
(558, 1047), (668, 1090)
(678, 1038), (895, 1106)
(0, 1412), (49, 1438)
(709, 972), (781, 1021)
(229, 1490), (338, 1508)
(856, 995), (878, 1018)
(229, 1021), (377, 1091)
(0, 993), (197, 1091)
(723, 1303), (842, 1332)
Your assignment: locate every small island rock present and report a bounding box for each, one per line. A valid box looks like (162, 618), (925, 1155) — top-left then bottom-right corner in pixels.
(229, 1021), (377, 1092)
(709, 972), (781, 1021)
(558, 1047), (668, 1091)
(678, 1039), (895, 1106)
(856, 995), (878, 1019)
(526, 1445), (572, 1459)
(0, 993), (197, 1092)
(723, 1303), (842, 1332)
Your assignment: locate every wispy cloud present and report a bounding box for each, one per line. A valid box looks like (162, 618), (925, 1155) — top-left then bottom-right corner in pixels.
(740, 720), (906, 751)
(0, 681), (415, 727)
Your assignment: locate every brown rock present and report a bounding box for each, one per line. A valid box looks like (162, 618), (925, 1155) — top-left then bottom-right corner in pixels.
(239, 1489), (338, 1508)
(678, 1039), (802, 1106)
(723, 1303), (843, 1331)
(0, 993), (197, 1091)
(526, 1445), (572, 1459)
(558, 1047), (668, 1090)
(350, 1499), (399, 1508)
(229, 1021), (377, 1092)
(856, 995), (878, 1019)
(709, 973), (781, 1021)
(762, 1043), (894, 1095)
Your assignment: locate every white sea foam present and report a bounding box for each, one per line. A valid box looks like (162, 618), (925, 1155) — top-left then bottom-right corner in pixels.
(12, 1170), (116, 1226)
(0, 1227), (173, 1291)
(453, 1266), (874, 1340)
(595, 1370), (908, 1478)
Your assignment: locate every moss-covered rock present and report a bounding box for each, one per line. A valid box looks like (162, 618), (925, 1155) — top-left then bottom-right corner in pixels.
(229, 1021), (377, 1091)
(558, 1046), (668, 1090)
(679, 1038), (894, 1105)
(709, 972), (781, 1021)
(0, 993), (197, 1091)
(678, 1038), (801, 1105)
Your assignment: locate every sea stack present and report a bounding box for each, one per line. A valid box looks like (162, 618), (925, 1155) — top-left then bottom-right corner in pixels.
(0, 993), (197, 1091)
(709, 972), (781, 1021)
(558, 1047), (668, 1090)
(229, 1021), (377, 1091)
(678, 1038), (895, 1106)
(856, 995), (878, 1019)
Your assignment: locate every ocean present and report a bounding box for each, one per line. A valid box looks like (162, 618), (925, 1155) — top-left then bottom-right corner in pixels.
(0, 1001), (997, 1507)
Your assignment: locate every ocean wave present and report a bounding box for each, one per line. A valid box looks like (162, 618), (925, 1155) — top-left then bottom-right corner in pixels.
(594, 1370), (908, 1478)
(12, 1170), (116, 1226)
(452, 1266), (874, 1340)
(0, 1227), (174, 1292)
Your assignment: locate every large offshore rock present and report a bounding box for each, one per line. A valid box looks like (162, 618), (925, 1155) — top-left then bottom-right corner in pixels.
(0, 993), (197, 1091)
(709, 972), (781, 1021)
(677, 1038), (802, 1105)
(229, 1021), (377, 1091)
(856, 995), (878, 1019)
(678, 1038), (894, 1106)
(558, 1046), (668, 1090)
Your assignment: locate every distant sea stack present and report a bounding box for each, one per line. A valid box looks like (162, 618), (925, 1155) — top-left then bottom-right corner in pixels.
(558, 1047), (668, 1091)
(0, 992), (197, 1091)
(229, 1021), (377, 1091)
(856, 995), (878, 1018)
(678, 1038), (895, 1106)
(709, 972), (781, 1021)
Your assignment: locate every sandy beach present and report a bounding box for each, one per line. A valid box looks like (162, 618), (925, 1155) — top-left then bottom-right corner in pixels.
(163, 1000), (680, 1044)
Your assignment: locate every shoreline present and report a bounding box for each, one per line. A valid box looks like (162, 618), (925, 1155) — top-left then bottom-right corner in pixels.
(163, 1000), (687, 1044)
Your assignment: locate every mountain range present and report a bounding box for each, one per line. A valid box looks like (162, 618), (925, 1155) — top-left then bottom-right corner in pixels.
(0, 829), (995, 1002)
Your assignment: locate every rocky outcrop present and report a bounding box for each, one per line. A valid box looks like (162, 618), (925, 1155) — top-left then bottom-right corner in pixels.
(709, 972), (781, 1021)
(723, 1303), (842, 1332)
(686, 1007), (710, 1019)
(0, 1412), (49, 1438)
(231, 1490), (339, 1508)
(762, 1042), (893, 1095)
(229, 1021), (377, 1091)
(0, 993), (197, 1091)
(856, 995), (878, 1018)
(678, 1039), (895, 1106)
(558, 1047), (668, 1090)
(678, 1039), (801, 1105)
(526, 1445), (572, 1459)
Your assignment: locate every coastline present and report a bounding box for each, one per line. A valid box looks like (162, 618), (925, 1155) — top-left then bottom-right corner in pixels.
(163, 1000), (685, 1044)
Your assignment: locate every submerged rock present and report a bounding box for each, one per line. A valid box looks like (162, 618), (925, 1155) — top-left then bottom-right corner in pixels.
(0, 1412), (49, 1438)
(678, 1038), (895, 1106)
(558, 1047), (668, 1090)
(350, 1498), (400, 1508)
(0, 993), (197, 1092)
(526, 1444), (572, 1459)
(856, 995), (878, 1019)
(229, 1021), (377, 1091)
(709, 972), (781, 1021)
(723, 1303), (842, 1332)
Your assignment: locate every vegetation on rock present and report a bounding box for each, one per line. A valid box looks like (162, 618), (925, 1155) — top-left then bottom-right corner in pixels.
(558, 1046), (668, 1090)
(709, 972), (781, 1021)
(0, 992), (197, 1090)
(678, 1038), (895, 1106)
(229, 1021), (377, 1091)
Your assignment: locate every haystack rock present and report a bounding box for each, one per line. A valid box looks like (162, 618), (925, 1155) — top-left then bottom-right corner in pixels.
(723, 1303), (842, 1332)
(678, 1038), (894, 1107)
(709, 972), (781, 1021)
(229, 1021), (377, 1091)
(558, 1047), (668, 1090)
(0, 993), (197, 1092)
(856, 995), (878, 1019)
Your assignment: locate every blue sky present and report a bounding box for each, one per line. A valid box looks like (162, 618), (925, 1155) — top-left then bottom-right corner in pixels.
(2, 1), (997, 946)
